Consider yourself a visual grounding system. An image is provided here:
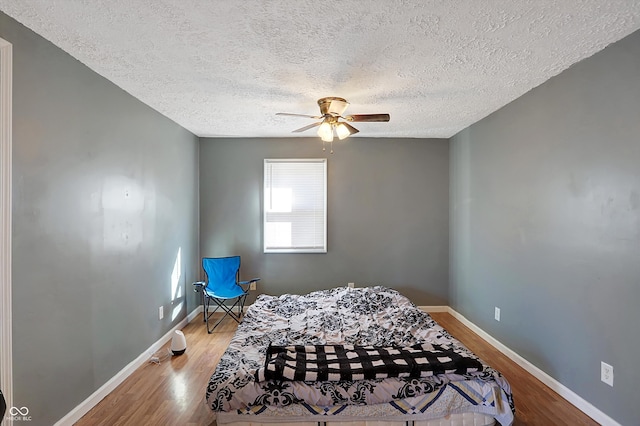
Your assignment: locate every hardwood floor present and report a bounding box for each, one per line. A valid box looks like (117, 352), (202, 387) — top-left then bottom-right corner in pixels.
(75, 315), (234, 426)
(75, 312), (599, 426)
(429, 312), (598, 426)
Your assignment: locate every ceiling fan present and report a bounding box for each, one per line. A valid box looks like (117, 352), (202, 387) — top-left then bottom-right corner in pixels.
(276, 97), (390, 152)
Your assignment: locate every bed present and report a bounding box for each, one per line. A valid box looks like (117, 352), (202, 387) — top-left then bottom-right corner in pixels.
(206, 286), (515, 426)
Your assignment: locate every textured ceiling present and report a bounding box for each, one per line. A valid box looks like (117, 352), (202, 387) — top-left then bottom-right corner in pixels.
(1, 1), (640, 138)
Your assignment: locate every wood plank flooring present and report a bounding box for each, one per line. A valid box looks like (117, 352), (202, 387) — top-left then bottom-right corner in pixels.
(75, 312), (599, 426)
(75, 315), (234, 426)
(429, 312), (598, 426)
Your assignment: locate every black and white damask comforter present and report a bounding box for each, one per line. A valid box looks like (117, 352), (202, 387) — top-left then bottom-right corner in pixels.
(206, 286), (515, 424)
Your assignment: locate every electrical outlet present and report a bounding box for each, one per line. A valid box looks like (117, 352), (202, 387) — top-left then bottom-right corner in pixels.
(494, 307), (501, 321)
(158, 306), (164, 320)
(250, 282), (257, 291)
(348, 282), (355, 288)
(601, 362), (614, 386)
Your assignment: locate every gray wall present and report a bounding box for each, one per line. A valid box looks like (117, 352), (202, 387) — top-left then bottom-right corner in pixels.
(199, 137), (450, 305)
(450, 30), (640, 425)
(1, 13), (200, 426)
(6, 4), (637, 424)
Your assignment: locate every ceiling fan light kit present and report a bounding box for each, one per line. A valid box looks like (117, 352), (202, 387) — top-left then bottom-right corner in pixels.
(335, 122), (355, 140)
(318, 121), (333, 142)
(277, 97), (390, 153)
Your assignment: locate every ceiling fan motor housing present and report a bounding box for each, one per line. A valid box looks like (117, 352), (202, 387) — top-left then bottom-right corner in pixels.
(317, 97), (349, 116)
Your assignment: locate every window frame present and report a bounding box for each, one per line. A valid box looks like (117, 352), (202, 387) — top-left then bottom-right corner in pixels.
(263, 158), (327, 254)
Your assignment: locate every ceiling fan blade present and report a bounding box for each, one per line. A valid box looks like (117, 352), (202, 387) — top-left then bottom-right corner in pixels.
(276, 112), (322, 119)
(344, 113), (390, 122)
(340, 122), (359, 135)
(292, 122), (322, 133)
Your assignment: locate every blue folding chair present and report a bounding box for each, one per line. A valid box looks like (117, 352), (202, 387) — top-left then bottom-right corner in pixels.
(192, 256), (260, 333)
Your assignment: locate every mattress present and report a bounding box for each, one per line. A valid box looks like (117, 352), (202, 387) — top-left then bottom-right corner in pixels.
(206, 286), (514, 425)
(217, 411), (496, 425)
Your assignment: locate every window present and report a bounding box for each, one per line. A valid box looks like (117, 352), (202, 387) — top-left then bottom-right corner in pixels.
(264, 159), (327, 253)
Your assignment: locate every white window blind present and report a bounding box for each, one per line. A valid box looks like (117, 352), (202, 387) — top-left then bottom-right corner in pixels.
(264, 159), (327, 253)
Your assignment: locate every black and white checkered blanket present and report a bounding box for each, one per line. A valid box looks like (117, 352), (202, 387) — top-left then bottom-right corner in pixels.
(255, 343), (483, 382)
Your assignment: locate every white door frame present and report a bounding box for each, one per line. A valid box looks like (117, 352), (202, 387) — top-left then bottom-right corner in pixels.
(0, 36), (13, 417)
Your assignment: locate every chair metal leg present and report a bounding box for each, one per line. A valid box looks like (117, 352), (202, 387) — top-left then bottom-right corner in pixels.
(202, 291), (207, 322)
(236, 294), (247, 321)
(204, 295), (247, 334)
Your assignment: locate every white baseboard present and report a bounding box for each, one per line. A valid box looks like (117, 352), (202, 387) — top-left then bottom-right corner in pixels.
(54, 306), (203, 426)
(446, 307), (621, 426)
(418, 305), (449, 312)
(188, 304), (204, 322)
